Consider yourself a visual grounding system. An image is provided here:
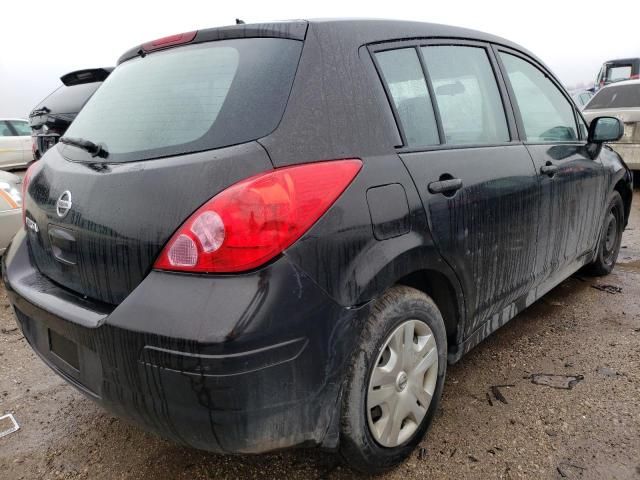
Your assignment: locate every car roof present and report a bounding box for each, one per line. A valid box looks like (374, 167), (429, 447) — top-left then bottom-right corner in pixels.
(119, 18), (544, 67)
(599, 79), (640, 88)
(308, 18), (541, 60)
(603, 58), (640, 64)
(306, 18), (523, 47)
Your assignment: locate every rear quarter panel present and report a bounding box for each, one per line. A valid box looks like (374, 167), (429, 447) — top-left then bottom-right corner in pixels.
(268, 22), (466, 328)
(284, 154), (463, 311)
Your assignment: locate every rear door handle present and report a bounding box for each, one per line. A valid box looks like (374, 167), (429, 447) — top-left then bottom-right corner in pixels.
(540, 163), (559, 176)
(428, 178), (463, 195)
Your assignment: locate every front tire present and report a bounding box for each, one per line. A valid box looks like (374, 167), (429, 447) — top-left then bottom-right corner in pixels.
(586, 191), (624, 276)
(339, 286), (447, 474)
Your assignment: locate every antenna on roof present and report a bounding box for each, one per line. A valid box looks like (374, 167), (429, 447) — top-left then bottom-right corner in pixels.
(236, 18), (245, 25)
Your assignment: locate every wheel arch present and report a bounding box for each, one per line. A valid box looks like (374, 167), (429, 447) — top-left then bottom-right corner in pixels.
(395, 269), (464, 349)
(613, 178), (632, 227)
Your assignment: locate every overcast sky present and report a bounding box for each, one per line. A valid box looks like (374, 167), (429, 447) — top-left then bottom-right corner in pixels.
(1, 0), (638, 118)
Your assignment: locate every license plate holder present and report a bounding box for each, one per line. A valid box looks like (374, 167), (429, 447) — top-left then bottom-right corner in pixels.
(48, 329), (80, 371)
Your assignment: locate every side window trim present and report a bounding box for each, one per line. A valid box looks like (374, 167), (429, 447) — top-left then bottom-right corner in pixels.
(367, 45), (411, 148)
(493, 46), (584, 145)
(486, 44), (523, 142)
(574, 106), (589, 141)
(363, 45), (403, 147)
(572, 96), (590, 141)
(369, 38), (519, 152)
(415, 47), (445, 144)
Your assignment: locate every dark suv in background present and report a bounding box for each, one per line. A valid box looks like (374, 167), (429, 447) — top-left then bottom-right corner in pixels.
(29, 67), (112, 159)
(3, 20), (633, 473)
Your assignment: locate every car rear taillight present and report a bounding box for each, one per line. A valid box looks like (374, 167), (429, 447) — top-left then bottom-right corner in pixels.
(142, 31), (197, 52)
(154, 159), (362, 273)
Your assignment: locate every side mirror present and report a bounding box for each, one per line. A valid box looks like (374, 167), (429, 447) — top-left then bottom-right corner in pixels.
(588, 116), (624, 143)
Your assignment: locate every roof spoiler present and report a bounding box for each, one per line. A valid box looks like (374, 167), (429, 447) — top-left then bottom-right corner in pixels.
(117, 21), (308, 64)
(60, 67), (114, 86)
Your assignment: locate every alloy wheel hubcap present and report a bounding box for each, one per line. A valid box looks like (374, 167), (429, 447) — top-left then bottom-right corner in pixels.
(367, 319), (439, 448)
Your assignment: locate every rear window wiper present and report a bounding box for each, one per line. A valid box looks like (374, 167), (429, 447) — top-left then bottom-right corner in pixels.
(59, 136), (108, 158)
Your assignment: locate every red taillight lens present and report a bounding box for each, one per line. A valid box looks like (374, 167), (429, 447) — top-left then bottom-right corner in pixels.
(154, 159), (362, 273)
(142, 31), (197, 52)
(21, 162), (37, 226)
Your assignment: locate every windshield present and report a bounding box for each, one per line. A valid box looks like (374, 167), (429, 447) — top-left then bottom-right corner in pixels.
(64, 38), (302, 162)
(586, 84), (640, 110)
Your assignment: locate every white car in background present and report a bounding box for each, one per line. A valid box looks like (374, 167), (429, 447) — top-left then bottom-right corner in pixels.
(0, 170), (22, 255)
(0, 119), (33, 170)
(583, 79), (640, 172)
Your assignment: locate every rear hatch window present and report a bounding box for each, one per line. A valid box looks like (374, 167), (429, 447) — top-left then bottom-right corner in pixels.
(63, 38), (302, 162)
(33, 83), (102, 115)
(30, 83), (101, 128)
(587, 84), (640, 110)
(606, 65), (633, 82)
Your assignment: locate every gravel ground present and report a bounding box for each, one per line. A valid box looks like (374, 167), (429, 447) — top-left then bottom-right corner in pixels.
(1, 190), (639, 480)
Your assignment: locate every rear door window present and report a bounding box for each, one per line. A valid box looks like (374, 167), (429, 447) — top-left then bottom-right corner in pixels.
(421, 45), (509, 145)
(64, 38), (302, 162)
(0, 122), (13, 137)
(586, 84), (640, 109)
(375, 48), (440, 147)
(500, 52), (578, 142)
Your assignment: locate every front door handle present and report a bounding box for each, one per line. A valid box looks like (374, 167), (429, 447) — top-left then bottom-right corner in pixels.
(540, 163), (559, 177)
(428, 178), (463, 195)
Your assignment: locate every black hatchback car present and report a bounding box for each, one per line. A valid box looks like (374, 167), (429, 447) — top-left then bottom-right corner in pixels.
(3, 20), (633, 473)
(29, 67), (112, 160)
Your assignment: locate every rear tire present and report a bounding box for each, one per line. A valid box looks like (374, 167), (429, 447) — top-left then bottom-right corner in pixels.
(339, 286), (447, 474)
(585, 191), (624, 276)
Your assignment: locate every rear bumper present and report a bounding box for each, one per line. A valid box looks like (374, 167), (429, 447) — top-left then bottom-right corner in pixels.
(611, 143), (640, 170)
(2, 230), (368, 453)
